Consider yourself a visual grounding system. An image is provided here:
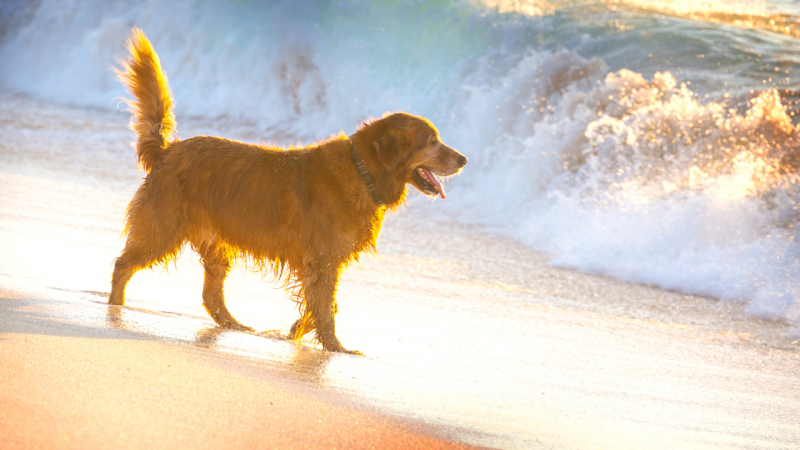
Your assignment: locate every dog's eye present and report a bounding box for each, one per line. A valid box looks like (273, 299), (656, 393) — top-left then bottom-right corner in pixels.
(431, 140), (438, 146)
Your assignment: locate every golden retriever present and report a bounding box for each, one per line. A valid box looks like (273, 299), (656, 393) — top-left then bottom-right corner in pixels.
(109, 28), (467, 353)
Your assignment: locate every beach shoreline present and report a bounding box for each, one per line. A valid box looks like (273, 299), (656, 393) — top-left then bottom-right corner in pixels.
(0, 288), (486, 450)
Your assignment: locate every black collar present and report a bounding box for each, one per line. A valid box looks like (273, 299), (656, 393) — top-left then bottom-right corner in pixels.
(349, 141), (385, 206)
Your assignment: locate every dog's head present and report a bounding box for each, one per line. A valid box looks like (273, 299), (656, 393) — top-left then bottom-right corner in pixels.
(358, 112), (467, 201)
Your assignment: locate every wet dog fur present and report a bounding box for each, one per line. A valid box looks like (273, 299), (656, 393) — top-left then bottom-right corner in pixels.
(108, 28), (467, 353)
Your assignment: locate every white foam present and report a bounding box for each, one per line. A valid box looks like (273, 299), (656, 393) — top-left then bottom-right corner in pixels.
(447, 49), (800, 329)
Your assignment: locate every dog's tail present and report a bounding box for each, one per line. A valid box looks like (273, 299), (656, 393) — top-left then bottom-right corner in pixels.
(114, 27), (176, 172)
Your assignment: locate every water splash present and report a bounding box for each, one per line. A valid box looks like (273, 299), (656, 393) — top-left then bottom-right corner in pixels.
(449, 45), (800, 328)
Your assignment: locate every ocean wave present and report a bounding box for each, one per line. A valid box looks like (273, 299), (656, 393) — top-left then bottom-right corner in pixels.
(448, 45), (800, 328)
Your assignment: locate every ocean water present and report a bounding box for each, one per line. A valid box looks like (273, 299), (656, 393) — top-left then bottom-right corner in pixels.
(2, 0), (800, 330)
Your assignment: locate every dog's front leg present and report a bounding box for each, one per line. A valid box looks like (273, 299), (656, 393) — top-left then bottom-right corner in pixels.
(200, 245), (253, 332)
(297, 261), (359, 354)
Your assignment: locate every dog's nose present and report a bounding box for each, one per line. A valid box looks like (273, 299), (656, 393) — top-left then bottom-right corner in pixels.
(458, 154), (468, 167)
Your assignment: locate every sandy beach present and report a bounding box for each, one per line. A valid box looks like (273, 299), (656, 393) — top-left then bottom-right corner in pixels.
(0, 91), (798, 449)
(0, 290), (485, 450)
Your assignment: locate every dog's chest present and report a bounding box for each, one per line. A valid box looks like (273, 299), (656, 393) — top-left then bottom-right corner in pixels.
(333, 213), (383, 260)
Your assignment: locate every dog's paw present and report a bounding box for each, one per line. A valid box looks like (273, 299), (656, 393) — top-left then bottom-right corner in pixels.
(327, 344), (364, 356)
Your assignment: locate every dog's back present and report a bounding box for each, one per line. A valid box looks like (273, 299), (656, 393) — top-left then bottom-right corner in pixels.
(150, 135), (380, 266)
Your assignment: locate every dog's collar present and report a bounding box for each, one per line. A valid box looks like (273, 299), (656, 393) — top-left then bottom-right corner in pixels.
(349, 141), (385, 206)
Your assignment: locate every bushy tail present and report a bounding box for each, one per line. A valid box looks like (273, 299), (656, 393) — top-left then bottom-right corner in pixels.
(114, 27), (176, 172)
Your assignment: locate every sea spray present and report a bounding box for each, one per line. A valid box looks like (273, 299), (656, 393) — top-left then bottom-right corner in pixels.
(448, 47), (800, 329)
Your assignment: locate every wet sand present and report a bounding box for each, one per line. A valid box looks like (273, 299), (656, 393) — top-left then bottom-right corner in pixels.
(0, 290), (481, 450)
(1, 91), (799, 449)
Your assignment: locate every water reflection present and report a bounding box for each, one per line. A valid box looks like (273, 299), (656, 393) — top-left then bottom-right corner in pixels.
(105, 304), (124, 329)
(285, 345), (333, 383)
(194, 326), (226, 348)
(101, 301), (336, 386)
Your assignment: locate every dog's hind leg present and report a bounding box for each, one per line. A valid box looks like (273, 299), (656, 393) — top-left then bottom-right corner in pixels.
(109, 185), (186, 306)
(198, 243), (253, 332)
(109, 220), (184, 306)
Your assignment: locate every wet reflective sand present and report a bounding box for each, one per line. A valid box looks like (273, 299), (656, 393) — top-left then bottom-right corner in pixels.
(0, 292), (483, 450)
(1, 93), (799, 449)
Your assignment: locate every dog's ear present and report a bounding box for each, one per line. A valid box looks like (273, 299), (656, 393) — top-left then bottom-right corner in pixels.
(373, 131), (403, 171)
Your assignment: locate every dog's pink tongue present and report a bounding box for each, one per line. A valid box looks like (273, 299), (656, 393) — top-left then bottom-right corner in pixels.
(422, 168), (446, 199)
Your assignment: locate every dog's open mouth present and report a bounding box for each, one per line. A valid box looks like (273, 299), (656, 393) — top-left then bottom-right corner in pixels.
(413, 167), (445, 199)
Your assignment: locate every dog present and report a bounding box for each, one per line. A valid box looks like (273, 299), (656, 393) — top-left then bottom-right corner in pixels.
(109, 28), (467, 353)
